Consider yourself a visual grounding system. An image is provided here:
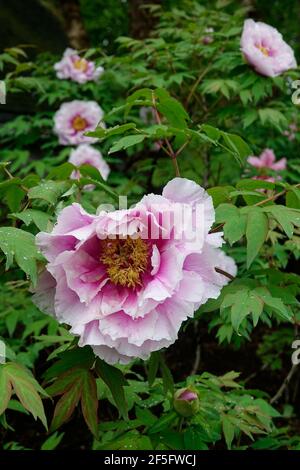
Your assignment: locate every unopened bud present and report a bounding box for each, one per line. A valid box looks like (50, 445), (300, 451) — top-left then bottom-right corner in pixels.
(173, 387), (199, 417)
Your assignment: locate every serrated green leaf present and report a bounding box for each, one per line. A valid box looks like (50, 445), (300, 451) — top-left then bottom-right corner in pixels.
(263, 205), (300, 238)
(0, 227), (41, 284)
(11, 209), (51, 231)
(28, 180), (71, 205)
(109, 134), (146, 154)
(222, 414), (235, 449)
(1, 362), (47, 429)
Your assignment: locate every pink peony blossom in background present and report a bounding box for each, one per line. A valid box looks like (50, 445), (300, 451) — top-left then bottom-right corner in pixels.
(54, 100), (104, 145)
(69, 144), (110, 182)
(54, 48), (104, 84)
(202, 27), (214, 45)
(252, 175), (276, 183)
(248, 148), (286, 171)
(241, 19), (297, 77)
(283, 122), (298, 141)
(32, 178), (236, 365)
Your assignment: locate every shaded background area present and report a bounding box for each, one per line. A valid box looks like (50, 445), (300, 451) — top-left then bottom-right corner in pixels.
(1, 0), (300, 135)
(1, 0), (299, 55)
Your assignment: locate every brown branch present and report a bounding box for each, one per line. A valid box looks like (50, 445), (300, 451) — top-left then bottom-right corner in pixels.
(60, 0), (89, 49)
(152, 92), (181, 177)
(215, 267), (235, 281)
(270, 364), (298, 404)
(209, 223), (224, 234)
(255, 183), (300, 207)
(186, 65), (211, 106)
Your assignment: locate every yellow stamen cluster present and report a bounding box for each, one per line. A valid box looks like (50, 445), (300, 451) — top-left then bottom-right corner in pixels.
(73, 58), (89, 72)
(100, 237), (149, 289)
(72, 115), (87, 131)
(257, 45), (270, 56)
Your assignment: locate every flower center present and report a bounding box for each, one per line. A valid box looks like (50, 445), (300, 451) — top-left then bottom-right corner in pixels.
(72, 115), (88, 132)
(73, 58), (88, 72)
(100, 237), (149, 288)
(256, 44), (270, 56)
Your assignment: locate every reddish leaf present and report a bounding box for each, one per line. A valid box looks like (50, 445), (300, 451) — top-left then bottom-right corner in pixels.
(81, 371), (98, 438)
(0, 362), (47, 429)
(0, 367), (12, 415)
(50, 381), (82, 432)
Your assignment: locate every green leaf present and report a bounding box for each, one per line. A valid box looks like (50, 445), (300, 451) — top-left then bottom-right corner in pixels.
(95, 430), (153, 450)
(263, 206), (300, 238)
(148, 411), (177, 434)
(231, 290), (252, 331)
(207, 186), (235, 207)
(156, 88), (189, 128)
(50, 381), (82, 432)
(148, 352), (160, 386)
(87, 123), (138, 140)
(221, 132), (252, 164)
(222, 414), (235, 449)
(222, 288), (265, 331)
(258, 108), (287, 130)
(41, 432), (64, 450)
(11, 209), (51, 231)
(0, 367), (12, 415)
(224, 214), (247, 246)
(215, 203), (239, 222)
(160, 354), (174, 395)
(0, 362), (47, 429)
(127, 88), (153, 104)
(44, 347), (95, 381)
(236, 179), (276, 191)
(255, 288), (292, 321)
(184, 427), (208, 450)
(0, 227), (41, 284)
(286, 190), (300, 209)
(201, 124), (221, 141)
(135, 406), (157, 427)
(45, 368), (84, 396)
(28, 180), (71, 205)
(95, 359), (128, 420)
(47, 163), (75, 180)
(246, 209), (269, 268)
(5, 186), (26, 212)
(219, 371), (241, 388)
(81, 371), (99, 438)
(108, 134), (146, 154)
(46, 364), (99, 436)
(248, 291), (264, 326)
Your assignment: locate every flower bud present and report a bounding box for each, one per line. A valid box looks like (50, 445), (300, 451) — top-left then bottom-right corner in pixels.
(173, 387), (199, 417)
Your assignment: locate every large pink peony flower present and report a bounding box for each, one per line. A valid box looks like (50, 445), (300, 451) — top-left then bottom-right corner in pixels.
(32, 178), (236, 365)
(69, 144), (110, 182)
(54, 48), (104, 84)
(54, 101), (104, 145)
(241, 19), (297, 77)
(248, 148), (286, 171)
